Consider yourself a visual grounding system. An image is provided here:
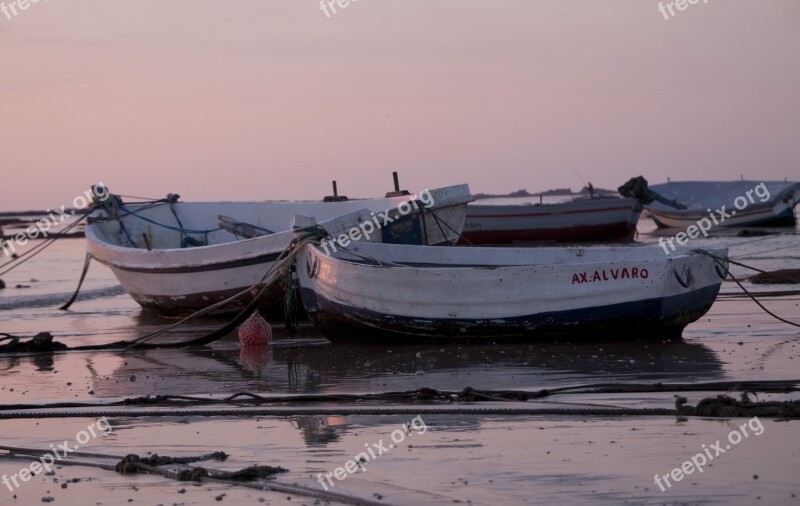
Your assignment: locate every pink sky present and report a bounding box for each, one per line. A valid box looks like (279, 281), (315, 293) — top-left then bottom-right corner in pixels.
(1, 0), (798, 211)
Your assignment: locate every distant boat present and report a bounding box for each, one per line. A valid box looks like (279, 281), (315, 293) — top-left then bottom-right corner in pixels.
(86, 185), (472, 317)
(645, 180), (800, 228)
(297, 240), (728, 341)
(462, 197), (642, 244)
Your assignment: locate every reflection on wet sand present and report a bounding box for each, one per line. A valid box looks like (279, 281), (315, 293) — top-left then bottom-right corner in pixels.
(76, 337), (724, 399)
(292, 414), (482, 448)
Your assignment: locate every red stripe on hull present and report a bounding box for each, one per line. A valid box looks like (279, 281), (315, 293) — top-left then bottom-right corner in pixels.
(467, 205), (633, 219)
(460, 221), (637, 244)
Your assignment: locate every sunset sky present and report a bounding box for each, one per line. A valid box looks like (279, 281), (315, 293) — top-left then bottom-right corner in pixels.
(1, 0), (798, 211)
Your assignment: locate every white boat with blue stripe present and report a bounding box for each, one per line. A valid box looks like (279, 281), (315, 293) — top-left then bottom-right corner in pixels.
(297, 241), (729, 341)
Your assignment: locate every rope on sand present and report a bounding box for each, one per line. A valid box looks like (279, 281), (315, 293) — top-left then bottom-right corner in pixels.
(677, 395), (800, 417)
(0, 445), (227, 464)
(0, 382), (798, 412)
(0, 407), (680, 419)
(113, 453), (286, 482)
(1, 382), (797, 418)
(3, 403), (798, 420)
(0, 447), (387, 506)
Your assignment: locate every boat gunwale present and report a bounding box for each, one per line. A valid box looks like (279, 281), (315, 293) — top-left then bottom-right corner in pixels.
(316, 243), (729, 270)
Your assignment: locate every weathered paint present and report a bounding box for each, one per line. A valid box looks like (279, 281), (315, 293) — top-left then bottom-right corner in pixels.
(297, 242), (728, 342)
(86, 185), (472, 317)
(300, 285), (720, 341)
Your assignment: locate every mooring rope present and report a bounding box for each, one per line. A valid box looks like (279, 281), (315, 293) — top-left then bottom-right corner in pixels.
(1, 231), (322, 353)
(698, 249), (800, 283)
(0, 407), (678, 419)
(735, 243), (799, 259)
(691, 249), (800, 328)
(112, 194), (164, 201)
(0, 382), (796, 413)
(727, 269), (800, 328)
(0, 213), (88, 276)
(2, 400), (797, 419)
(124, 224), (331, 349)
(118, 203), (224, 237)
(60, 254), (93, 310)
(426, 207), (473, 244)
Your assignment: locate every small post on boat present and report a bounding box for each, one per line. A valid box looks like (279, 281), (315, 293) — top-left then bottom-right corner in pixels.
(323, 180), (348, 202)
(385, 171), (410, 197)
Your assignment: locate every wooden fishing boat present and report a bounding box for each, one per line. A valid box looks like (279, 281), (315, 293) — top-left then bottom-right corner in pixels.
(462, 197), (642, 244)
(297, 241), (728, 341)
(85, 185), (472, 316)
(645, 180), (800, 228)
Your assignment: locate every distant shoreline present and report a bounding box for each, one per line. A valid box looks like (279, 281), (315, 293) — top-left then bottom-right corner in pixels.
(473, 187), (617, 200)
(0, 209), (88, 241)
(0, 208), (90, 218)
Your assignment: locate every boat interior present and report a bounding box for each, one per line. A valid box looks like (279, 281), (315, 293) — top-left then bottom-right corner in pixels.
(89, 198), (412, 250)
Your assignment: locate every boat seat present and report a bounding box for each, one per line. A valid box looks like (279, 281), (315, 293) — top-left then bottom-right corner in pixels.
(218, 215), (275, 239)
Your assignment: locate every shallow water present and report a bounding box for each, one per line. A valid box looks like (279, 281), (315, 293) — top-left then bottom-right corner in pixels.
(0, 222), (798, 505)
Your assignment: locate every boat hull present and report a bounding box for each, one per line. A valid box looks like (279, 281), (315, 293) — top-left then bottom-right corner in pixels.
(86, 186), (472, 317)
(645, 180), (800, 229)
(301, 284), (721, 341)
(462, 198), (641, 244)
(647, 205), (797, 229)
(298, 243), (728, 341)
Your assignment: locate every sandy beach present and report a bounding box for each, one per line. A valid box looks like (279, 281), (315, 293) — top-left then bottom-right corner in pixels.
(1, 221), (798, 505)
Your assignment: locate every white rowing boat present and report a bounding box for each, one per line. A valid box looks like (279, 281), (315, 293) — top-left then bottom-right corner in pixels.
(645, 180), (800, 228)
(86, 185), (472, 316)
(462, 197), (642, 244)
(296, 240), (728, 341)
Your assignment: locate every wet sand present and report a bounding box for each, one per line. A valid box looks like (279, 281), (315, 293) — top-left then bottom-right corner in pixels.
(1, 226), (799, 505)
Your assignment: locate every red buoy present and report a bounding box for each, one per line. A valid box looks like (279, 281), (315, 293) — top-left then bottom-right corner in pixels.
(238, 310), (272, 346)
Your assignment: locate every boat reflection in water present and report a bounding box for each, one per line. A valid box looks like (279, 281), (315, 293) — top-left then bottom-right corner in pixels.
(0, 336), (724, 448)
(86, 337), (723, 399)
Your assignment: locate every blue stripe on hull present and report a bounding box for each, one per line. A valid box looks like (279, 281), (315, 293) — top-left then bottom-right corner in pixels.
(300, 284), (722, 341)
(744, 207), (796, 226)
